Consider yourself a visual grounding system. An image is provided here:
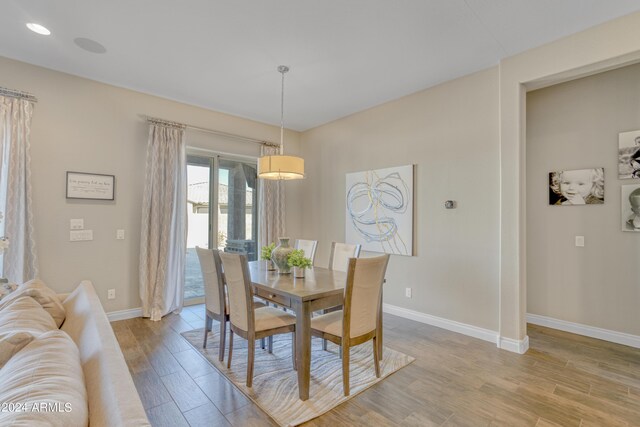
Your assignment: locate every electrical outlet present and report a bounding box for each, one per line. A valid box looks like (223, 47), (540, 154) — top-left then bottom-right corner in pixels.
(405, 287), (412, 298)
(70, 218), (84, 230)
(107, 289), (115, 300)
(116, 229), (125, 240)
(575, 236), (585, 247)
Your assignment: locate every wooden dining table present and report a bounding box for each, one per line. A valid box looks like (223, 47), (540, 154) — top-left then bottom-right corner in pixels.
(248, 261), (383, 401)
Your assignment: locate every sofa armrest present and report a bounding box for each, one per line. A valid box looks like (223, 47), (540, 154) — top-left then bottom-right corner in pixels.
(61, 281), (149, 426)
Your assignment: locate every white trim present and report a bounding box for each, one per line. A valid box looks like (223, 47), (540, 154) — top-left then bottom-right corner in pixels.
(383, 303), (498, 344)
(498, 335), (529, 354)
(107, 307), (142, 322)
(527, 313), (640, 349)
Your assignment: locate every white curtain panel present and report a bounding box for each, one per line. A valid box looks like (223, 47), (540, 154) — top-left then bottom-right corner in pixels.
(139, 123), (187, 321)
(0, 96), (38, 282)
(258, 145), (285, 249)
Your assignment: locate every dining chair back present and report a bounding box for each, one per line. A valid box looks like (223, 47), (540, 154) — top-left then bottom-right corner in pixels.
(321, 241), (362, 350)
(329, 242), (362, 272)
(310, 254), (390, 396)
(218, 252), (253, 332)
(345, 255), (390, 338)
(196, 247), (225, 317)
(294, 239), (318, 265)
(219, 252), (297, 387)
(195, 247), (227, 360)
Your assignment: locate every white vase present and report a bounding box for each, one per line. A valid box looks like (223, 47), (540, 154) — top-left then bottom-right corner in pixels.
(293, 266), (305, 278)
(271, 237), (293, 274)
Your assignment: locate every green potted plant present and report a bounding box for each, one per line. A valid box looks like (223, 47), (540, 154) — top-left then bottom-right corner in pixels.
(261, 242), (277, 271)
(287, 249), (313, 278)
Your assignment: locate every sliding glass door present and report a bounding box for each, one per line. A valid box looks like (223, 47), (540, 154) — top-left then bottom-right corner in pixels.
(185, 154), (258, 303)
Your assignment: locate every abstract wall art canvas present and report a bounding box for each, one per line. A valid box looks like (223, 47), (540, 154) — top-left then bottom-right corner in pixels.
(618, 129), (640, 179)
(345, 165), (414, 256)
(548, 168), (604, 205)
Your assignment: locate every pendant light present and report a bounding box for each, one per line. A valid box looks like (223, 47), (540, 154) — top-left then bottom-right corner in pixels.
(258, 65), (305, 180)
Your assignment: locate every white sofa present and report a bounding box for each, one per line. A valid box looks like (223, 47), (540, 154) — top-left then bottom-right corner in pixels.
(0, 280), (149, 426)
(60, 280), (150, 426)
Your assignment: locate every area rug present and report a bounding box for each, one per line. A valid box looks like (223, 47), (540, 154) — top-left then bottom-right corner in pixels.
(181, 328), (414, 426)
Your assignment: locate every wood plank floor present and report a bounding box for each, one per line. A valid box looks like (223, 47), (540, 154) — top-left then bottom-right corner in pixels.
(112, 305), (640, 426)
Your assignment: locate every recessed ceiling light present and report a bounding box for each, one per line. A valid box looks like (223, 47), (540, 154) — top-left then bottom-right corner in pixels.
(26, 23), (51, 36)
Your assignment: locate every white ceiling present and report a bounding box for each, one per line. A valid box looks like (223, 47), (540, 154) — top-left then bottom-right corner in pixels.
(1, 1), (640, 131)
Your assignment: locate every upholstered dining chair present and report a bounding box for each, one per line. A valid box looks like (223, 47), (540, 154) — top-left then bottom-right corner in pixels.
(310, 254), (390, 396)
(195, 246), (227, 361)
(322, 241), (362, 350)
(196, 247), (266, 361)
(294, 239), (318, 265)
(329, 242), (362, 272)
(219, 252), (297, 387)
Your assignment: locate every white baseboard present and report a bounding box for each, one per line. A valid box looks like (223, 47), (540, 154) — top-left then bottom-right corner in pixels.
(382, 303), (499, 345)
(527, 313), (640, 349)
(498, 335), (530, 354)
(107, 307), (142, 322)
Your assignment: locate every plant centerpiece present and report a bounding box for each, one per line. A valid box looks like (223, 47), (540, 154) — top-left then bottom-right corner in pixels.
(260, 242), (277, 271)
(287, 249), (312, 278)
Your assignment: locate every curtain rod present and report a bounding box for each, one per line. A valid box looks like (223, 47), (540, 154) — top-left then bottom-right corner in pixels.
(0, 87), (38, 103)
(145, 115), (279, 148)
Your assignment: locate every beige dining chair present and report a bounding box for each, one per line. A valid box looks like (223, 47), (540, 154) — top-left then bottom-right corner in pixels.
(322, 241), (362, 350)
(219, 252), (297, 387)
(310, 254), (390, 396)
(329, 242), (362, 272)
(196, 247), (227, 361)
(196, 247), (266, 361)
(294, 239), (318, 265)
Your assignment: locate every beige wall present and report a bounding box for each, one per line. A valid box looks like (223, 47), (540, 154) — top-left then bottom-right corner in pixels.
(300, 68), (500, 331)
(0, 55), (302, 313)
(526, 62), (640, 336)
(2, 10), (640, 341)
(499, 11), (640, 345)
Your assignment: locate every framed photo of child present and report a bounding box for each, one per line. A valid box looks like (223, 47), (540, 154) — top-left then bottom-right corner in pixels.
(621, 184), (640, 232)
(618, 129), (640, 179)
(548, 168), (604, 205)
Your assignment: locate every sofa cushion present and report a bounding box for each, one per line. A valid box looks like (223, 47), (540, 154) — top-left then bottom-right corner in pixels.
(0, 329), (89, 427)
(0, 296), (58, 369)
(0, 279), (66, 327)
(0, 331), (34, 368)
(0, 295), (58, 334)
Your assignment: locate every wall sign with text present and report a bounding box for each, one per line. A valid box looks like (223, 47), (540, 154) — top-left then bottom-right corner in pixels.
(66, 172), (115, 200)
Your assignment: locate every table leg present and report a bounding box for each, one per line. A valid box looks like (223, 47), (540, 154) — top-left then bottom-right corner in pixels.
(294, 300), (311, 401)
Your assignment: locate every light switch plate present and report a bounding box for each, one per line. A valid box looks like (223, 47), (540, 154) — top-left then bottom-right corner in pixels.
(575, 236), (585, 247)
(70, 219), (84, 230)
(116, 229), (125, 240)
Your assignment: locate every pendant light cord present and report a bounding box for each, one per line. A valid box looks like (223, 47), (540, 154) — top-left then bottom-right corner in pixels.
(277, 65), (289, 156)
(279, 67), (286, 155)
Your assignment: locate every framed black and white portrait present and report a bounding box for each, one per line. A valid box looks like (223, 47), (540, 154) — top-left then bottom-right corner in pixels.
(618, 130), (640, 179)
(621, 184), (640, 232)
(549, 168), (604, 206)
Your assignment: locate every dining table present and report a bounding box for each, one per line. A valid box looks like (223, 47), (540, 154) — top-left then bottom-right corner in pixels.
(248, 261), (383, 401)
